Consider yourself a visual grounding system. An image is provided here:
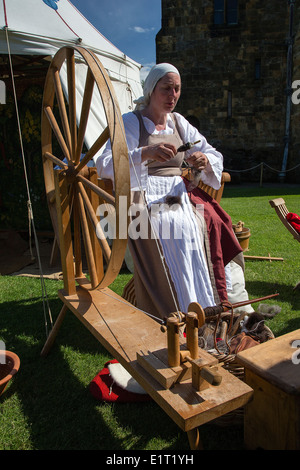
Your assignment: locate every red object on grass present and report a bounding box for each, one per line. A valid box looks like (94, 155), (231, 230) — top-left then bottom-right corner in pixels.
(286, 212), (300, 234)
(89, 359), (151, 403)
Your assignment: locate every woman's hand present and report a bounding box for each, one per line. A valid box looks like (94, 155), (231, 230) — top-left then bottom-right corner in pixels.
(141, 143), (177, 163)
(185, 152), (208, 171)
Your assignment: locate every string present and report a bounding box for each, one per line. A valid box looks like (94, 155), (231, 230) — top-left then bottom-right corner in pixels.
(4, 27), (53, 337)
(100, 289), (165, 325)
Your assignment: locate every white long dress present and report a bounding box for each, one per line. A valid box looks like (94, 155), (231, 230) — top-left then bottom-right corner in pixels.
(95, 111), (225, 319)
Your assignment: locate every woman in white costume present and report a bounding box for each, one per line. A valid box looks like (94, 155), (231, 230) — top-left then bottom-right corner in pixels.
(95, 63), (242, 321)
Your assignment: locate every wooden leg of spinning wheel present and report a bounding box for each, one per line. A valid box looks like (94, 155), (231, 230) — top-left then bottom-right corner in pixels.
(187, 428), (203, 450)
(41, 304), (68, 356)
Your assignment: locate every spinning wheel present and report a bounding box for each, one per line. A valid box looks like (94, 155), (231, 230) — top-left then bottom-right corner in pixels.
(41, 47), (253, 450)
(42, 46), (130, 293)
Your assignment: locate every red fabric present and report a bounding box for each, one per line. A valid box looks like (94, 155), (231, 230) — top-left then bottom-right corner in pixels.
(183, 179), (242, 302)
(89, 360), (151, 403)
(286, 212), (300, 234)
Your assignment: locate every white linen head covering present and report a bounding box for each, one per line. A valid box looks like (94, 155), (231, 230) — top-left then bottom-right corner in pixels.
(134, 63), (180, 110)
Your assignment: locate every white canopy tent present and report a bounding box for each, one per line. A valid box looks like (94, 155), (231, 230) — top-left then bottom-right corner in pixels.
(0, 0), (143, 149)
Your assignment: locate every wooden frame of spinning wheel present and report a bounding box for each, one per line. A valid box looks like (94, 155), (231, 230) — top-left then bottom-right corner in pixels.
(40, 46), (253, 450)
(42, 45), (130, 294)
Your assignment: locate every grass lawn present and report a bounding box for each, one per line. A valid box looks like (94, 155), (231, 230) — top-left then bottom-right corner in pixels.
(0, 183), (300, 450)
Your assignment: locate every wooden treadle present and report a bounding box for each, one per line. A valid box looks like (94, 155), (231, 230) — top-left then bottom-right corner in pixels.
(55, 286), (253, 432)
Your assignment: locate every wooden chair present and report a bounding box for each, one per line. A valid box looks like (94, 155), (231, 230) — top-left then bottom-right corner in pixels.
(182, 169), (231, 204)
(269, 198), (300, 243)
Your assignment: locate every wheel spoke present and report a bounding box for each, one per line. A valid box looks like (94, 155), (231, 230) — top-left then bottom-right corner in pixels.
(73, 191), (83, 278)
(75, 68), (95, 164)
(44, 151), (68, 169)
(76, 125), (110, 173)
(76, 173), (115, 206)
(54, 171), (76, 294)
(77, 189), (99, 288)
(52, 67), (72, 157)
(86, 170), (104, 282)
(77, 181), (111, 263)
(44, 105), (71, 163)
(66, 48), (77, 157)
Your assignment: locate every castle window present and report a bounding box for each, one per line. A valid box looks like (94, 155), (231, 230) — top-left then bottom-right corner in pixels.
(214, 0), (238, 25)
(255, 59), (261, 79)
(227, 90), (232, 118)
(214, 0), (225, 24)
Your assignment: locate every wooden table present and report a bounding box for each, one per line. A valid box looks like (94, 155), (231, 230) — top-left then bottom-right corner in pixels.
(237, 329), (300, 450)
(42, 286), (253, 449)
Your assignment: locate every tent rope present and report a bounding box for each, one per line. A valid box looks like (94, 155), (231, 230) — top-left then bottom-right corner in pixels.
(4, 26), (53, 337)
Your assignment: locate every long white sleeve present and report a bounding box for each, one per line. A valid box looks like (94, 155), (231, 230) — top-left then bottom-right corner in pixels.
(95, 112), (148, 191)
(95, 111), (224, 190)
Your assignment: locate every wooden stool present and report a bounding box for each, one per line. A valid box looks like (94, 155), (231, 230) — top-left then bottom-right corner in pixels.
(237, 329), (300, 450)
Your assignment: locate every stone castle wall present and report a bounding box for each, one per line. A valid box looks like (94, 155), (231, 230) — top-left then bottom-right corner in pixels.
(156, 0), (299, 182)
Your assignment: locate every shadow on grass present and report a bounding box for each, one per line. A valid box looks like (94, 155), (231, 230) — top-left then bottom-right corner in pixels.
(245, 278), (300, 335)
(223, 183), (300, 199)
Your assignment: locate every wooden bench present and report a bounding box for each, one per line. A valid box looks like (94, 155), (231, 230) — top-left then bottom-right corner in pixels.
(269, 198), (300, 243)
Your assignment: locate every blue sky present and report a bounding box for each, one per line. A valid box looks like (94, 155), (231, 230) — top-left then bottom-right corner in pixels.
(70, 0), (162, 79)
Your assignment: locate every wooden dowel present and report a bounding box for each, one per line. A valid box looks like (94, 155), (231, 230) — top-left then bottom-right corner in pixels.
(77, 181), (111, 263)
(76, 172), (115, 206)
(44, 105), (71, 163)
(41, 304), (68, 357)
(88, 169), (104, 282)
(187, 428), (203, 451)
(44, 151), (68, 169)
(66, 49), (77, 156)
(219, 321), (228, 341)
(207, 293), (280, 315)
(244, 255), (284, 262)
(54, 172), (76, 295)
(167, 317), (180, 367)
(76, 126), (110, 173)
(77, 190), (99, 288)
(73, 193), (83, 278)
(52, 67), (72, 156)
(75, 68), (95, 164)
(186, 312), (198, 359)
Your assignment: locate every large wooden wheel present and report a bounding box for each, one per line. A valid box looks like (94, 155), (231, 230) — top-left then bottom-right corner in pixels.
(41, 46), (130, 294)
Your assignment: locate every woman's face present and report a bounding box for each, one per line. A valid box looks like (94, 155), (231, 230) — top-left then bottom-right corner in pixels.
(150, 72), (181, 114)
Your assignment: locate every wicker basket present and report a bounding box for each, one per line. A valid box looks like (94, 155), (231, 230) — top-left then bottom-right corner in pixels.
(208, 324), (275, 426)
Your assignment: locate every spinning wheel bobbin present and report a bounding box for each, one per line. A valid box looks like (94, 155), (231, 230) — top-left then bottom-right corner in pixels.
(164, 303), (223, 391)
